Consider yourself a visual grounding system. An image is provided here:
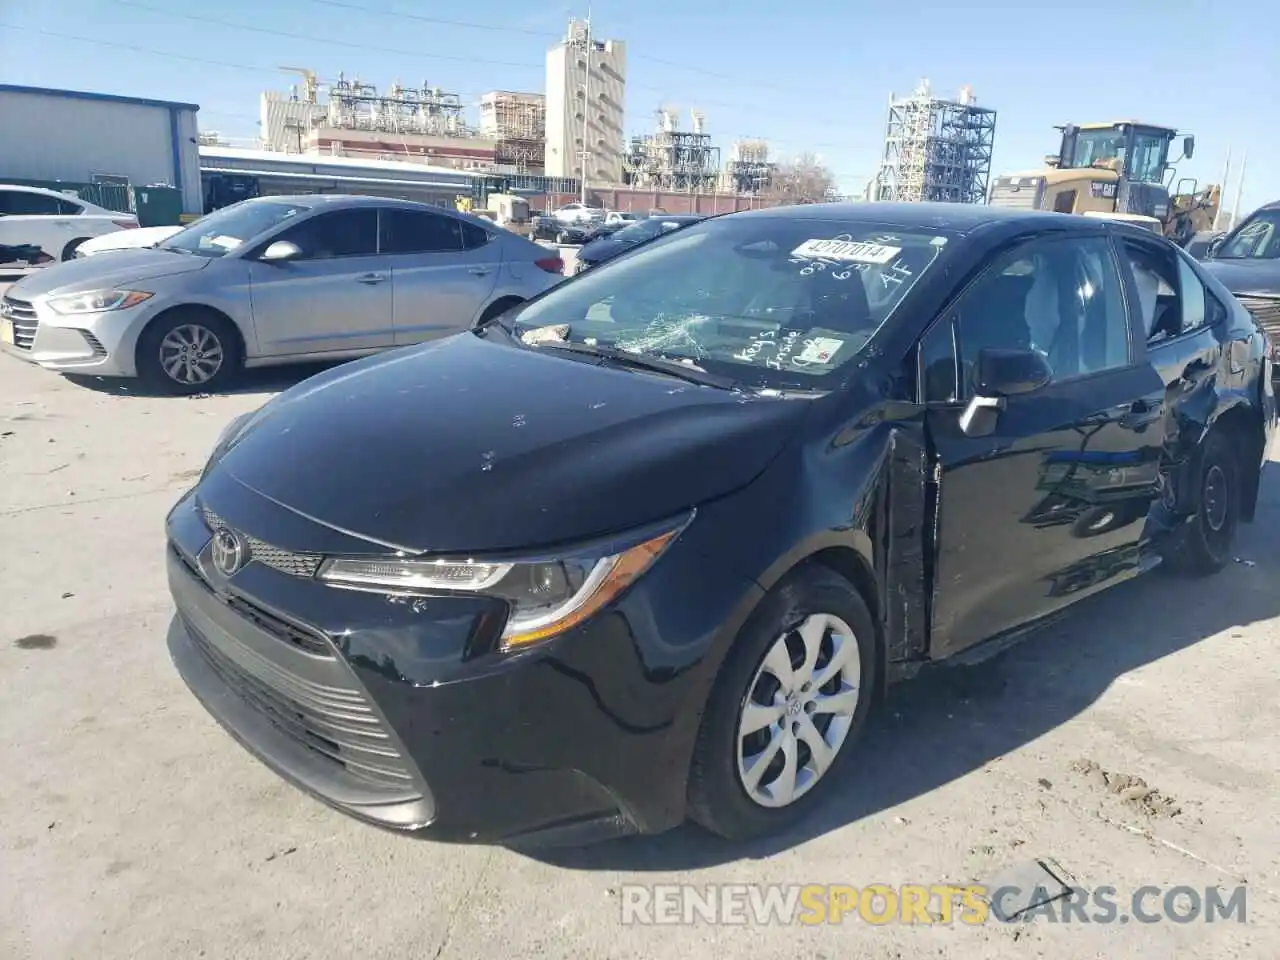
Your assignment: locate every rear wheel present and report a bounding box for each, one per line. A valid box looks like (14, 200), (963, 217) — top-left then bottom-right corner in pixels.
(136, 309), (242, 395)
(1162, 430), (1240, 576)
(687, 565), (878, 841)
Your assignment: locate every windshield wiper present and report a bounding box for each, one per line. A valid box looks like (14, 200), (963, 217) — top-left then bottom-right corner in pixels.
(533, 340), (740, 389)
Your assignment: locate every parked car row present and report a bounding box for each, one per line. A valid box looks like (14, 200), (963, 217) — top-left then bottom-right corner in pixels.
(0, 195), (563, 393)
(0, 183), (139, 280)
(158, 201), (1274, 847)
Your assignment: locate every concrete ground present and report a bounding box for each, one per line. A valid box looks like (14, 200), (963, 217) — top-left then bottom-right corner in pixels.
(1, 344), (1277, 959)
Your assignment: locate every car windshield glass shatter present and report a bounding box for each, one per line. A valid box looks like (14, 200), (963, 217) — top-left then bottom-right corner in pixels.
(512, 217), (951, 388)
(160, 201), (311, 258)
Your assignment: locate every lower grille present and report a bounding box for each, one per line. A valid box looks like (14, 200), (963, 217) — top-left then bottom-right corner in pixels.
(3, 296), (38, 350)
(183, 614), (415, 791)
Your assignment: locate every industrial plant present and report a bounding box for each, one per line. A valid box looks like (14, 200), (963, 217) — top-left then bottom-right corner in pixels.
(211, 20), (1017, 213)
(873, 79), (998, 205)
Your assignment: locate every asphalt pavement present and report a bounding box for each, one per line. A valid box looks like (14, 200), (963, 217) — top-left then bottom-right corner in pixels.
(1, 347), (1277, 959)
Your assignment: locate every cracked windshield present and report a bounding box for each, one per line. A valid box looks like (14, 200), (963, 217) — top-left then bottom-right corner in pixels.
(513, 218), (948, 387)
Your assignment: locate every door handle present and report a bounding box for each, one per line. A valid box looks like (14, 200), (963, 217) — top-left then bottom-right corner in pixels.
(468, 267), (490, 276)
(356, 273), (386, 284)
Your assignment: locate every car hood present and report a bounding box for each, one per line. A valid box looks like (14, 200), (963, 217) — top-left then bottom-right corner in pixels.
(9, 248), (210, 297)
(217, 331), (810, 554)
(579, 237), (636, 263)
(80, 226), (185, 255)
(1201, 258), (1280, 295)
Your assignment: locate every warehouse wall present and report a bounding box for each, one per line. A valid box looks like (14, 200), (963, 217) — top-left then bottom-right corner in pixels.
(0, 87), (202, 214)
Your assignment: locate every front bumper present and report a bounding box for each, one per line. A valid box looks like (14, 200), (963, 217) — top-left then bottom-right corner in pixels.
(164, 477), (762, 844)
(0, 291), (153, 376)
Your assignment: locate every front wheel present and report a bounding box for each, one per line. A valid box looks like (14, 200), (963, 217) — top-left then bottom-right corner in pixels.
(1162, 430), (1240, 576)
(136, 310), (242, 395)
(687, 565), (878, 841)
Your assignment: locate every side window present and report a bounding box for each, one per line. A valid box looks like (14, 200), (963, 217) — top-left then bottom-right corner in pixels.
(57, 198), (84, 214)
(1, 190), (64, 215)
(919, 317), (959, 403)
(1175, 254), (1207, 333)
(381, 209), (463, 254)
(276, 209), (378, 260)
(458, 219), (492, 250)
(950, 235), (1130, 396)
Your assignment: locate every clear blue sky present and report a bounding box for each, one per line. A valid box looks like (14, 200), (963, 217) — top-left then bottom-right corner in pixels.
(3, 0), (1274, 214)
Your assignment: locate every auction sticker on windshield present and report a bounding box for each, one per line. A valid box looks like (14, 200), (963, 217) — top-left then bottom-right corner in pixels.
(791, 239), (902, 264)
(796, 337), (845, 365)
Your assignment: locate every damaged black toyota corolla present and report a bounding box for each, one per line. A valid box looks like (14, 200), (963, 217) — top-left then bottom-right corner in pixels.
(166, 202), (1275, 845)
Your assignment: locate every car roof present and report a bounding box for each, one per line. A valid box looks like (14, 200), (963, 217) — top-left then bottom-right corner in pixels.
(0, 183), (80, 200)
(242, 193), (499, 228)
(730, 201), (1097, 234)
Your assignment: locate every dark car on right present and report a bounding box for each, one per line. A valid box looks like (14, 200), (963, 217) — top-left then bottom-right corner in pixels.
(575, 214), (703, 273)
(1200, 200), (1280, 375)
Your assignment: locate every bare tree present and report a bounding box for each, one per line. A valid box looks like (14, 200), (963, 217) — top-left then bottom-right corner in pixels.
(767, 153), (838, 205)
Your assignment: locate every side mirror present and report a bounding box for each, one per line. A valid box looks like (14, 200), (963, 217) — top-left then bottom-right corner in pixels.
(260, 240), (302, 263)
(1206, 234), (1225, 259)
(959, 348), (1052, 438)
(1183, 135), (1195, 159)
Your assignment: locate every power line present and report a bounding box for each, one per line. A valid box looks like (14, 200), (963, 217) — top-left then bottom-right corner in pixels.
(114, 0), (545, 71)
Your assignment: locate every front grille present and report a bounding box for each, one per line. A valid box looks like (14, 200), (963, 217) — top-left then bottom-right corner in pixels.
(3, 296), (38, 350)
(989, 178), (1044, 211)
(1239, 295), (1280, 345)
(182, 614), (415, 791)
(200, 505), (323, 579)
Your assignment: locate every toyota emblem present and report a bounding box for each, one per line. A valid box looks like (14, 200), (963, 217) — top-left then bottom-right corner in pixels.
(210, 527), (247, 576)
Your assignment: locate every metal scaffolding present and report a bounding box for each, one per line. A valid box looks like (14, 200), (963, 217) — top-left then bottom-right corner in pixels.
(480, 91), (546, 172)
(324, 74), (472, 138)
(623, 108), (722, 192)
(723, 138), (775, 194)
(874, 80), (997, 204)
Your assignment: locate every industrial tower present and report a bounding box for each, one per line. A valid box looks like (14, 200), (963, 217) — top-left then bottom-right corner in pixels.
(874, 80), (997, 204)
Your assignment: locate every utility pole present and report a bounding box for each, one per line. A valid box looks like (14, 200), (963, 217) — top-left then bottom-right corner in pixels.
(579, 8), (592, 205)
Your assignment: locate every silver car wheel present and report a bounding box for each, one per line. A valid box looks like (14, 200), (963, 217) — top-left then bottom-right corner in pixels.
(159, 323), (224, 386)
(736, 612), (861, 808)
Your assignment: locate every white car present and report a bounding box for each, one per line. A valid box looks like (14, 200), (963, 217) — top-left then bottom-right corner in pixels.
(76, 225), (185, 257)
(0, 184), (139, 278)
(549, 202), (605, 225)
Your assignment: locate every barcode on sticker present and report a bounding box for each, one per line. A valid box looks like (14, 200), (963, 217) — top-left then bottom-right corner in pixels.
(792, 239), (902, 264)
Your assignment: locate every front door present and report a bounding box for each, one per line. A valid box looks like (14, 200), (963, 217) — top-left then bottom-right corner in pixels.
(248, 207), (395, 357)
(380, 208), (500, 345)
(919, 232), (1162, 658)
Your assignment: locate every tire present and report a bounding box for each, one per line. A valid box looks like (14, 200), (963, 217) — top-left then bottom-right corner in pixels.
(476, 297), (523, 327)
(687, 564), (879, 841)
(61, 238), (89, 261)
(136, 309), (242, 395)
(1162, 430), (1240, 576)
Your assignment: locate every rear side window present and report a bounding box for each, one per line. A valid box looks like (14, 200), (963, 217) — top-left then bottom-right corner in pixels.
(381, 209), (463, 254)
(1118, 238), (1223, 343)
(57, 198), (84, 214)
(459, 220), (492, 250)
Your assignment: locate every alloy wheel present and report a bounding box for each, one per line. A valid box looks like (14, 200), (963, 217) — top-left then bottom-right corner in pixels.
(736, 613), (861, 808)
(159, 323), (225, 386)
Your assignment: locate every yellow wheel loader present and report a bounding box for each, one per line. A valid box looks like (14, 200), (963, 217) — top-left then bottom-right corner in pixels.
(989, 121), (1218, 247)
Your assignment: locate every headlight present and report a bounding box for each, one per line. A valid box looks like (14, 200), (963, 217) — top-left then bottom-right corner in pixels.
(47, 288), (153, 315)
(317, 519), (688, 651)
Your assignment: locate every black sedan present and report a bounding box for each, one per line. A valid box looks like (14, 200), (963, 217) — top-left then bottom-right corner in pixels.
(575, 214), (703, 273)
(165, 203), (1275, 846)
(1200, 200), (1280, 373)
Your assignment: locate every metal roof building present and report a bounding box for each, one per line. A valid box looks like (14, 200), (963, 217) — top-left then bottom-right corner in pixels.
(0, 84), (202, 215)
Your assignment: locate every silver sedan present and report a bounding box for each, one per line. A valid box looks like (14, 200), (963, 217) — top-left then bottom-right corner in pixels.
(0, 195), (565, 394)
